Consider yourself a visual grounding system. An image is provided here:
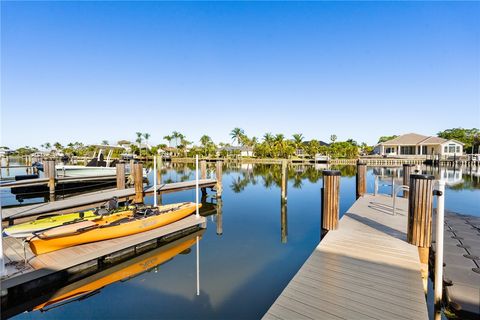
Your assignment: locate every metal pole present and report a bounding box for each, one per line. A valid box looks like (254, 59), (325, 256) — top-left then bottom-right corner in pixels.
(434, 180), (445, 306)
(391, 176), (395, 197)
(0, 216), (5, 276)
(195, 155), (199, 218)
(196, 235), (200, 296)
(153, 156), (157, 207)
(374, 175), (378, 196)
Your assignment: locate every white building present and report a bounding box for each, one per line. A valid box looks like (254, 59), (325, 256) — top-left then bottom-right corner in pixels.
(375, 133), (464, 157)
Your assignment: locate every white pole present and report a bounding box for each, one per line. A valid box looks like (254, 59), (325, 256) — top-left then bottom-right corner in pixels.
(0, 216), (5, 276)
(195, 155), (199, 218)
(434, 180), (445, 306)
(196, 235), (200, 296)
(153, 156), (157, 207)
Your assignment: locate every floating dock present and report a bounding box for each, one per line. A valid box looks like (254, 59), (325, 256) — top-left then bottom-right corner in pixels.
(2, 179), (217, 222)
(263, 194), (428, 320)
(433, 211), (480, 318)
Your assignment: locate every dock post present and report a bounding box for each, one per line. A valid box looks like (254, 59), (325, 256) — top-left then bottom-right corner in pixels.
(216, 198), (223, 236)
(156, 155), (163, 205)
(321, 170), (341, 231)
(116, 163), (126, 190)
(45, 159), (56, 201)
(215, 161), (223, 198)
(408, 174), (435, 293)
(402, 164), (414, 198)
(434, 180), (445, 308)
(200, 160), (207, 197)
(356, 161), (367, 199)
(133, 163), (144, 204)
(281, 159), (288, 203)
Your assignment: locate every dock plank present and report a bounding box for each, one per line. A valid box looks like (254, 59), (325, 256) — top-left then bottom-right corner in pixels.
(263, 194), (428, 320)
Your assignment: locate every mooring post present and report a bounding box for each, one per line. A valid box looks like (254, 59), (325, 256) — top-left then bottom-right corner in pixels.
(356, 161), (367, 199)
(215, 161), (223, 198)
(321, 170), (341, 231)
(408, 174), (435, 293)
(200, 160), (207, 197)
(216, 198), (223, 236)
(402, 164), (414, 198)
(133, 162), (144, 204)
(116, 163), (126, 190)
(281, 159), (288, 204)
(156, 155), (163, 205)
(45, 159), (56, 201)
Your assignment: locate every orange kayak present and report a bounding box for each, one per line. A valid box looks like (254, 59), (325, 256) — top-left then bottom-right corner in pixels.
(33, 231), (201, 311)
(29, 202), (200, 255)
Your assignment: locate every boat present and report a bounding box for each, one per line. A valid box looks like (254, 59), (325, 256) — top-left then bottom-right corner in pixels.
(5, 207), (136, 238)
(31, 231), (202, 312)
(29, 202), (200, 255)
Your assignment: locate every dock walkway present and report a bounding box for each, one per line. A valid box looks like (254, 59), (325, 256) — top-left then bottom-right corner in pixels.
(1, 179), (216, 221)
(263, 194), (428, 320)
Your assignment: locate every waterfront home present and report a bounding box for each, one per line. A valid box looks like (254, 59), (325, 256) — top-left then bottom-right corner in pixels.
(375, 133), (464, 157)
(295, 140), (329, 157)
(217, 146), (254, 157)
(0, 147), (14, 156)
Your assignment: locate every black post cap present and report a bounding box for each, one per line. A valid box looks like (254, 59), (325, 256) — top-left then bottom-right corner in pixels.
(323, 170), (341, 176)
(410, 174), (435, 180)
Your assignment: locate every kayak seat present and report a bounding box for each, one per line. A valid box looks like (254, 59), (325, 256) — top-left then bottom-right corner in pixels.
(95, 208), (110, 216)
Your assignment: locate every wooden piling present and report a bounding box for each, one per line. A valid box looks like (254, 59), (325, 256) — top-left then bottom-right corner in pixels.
(133, 163), (144, 204)
(356, 161), (367, 199)
(116, 163), (126, 190)
(215, 161), (223, 198)
(200, 160), (207, 196)
(45, 160), (56, 201)
(281, 160), (288, 203)
(321, 170), (341, 231)
(407, 173), (434, 293)
(402, 164), (414, 198)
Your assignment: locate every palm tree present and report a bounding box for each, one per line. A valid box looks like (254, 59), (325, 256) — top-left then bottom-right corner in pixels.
(143, 133), (151, 157)
(101, 140), (109, 146)
(263, 133), (274, 144)
(230, 127), (245, 146)
(330, 134), (337, 143)
(163, 135), (173, 147)
(292, 133), (304, 157)
(200, 135), (212, 146)
(44, 142), (51, 150)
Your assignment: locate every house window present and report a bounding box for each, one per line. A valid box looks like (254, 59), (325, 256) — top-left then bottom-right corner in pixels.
(456, 146), (460, 153)
(422, 146), (427, 154)
(444, 146), (448, 153)
(448, 144), (456, 153)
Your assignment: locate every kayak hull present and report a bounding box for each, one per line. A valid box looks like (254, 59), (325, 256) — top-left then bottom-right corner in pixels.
(29, 202), (199, 255)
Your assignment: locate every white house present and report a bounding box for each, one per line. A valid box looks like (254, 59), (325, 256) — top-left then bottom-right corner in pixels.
(375, 133), (464, 157)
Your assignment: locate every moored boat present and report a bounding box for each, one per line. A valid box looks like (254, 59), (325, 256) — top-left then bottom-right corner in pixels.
(29, 202), (200, 255)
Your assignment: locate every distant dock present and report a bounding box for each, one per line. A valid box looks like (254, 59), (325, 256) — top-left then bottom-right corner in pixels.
(263, 194), (428, 320)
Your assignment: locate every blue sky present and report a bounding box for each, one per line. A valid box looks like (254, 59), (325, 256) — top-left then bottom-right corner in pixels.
(1, 1), (479, 148)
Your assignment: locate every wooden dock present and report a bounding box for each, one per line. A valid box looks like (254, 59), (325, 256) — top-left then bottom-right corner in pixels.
(1, 179), (217, 222)
(2, 214), (206, 290)
(263, 194), (428, 320)
(0, 175), (119, 189)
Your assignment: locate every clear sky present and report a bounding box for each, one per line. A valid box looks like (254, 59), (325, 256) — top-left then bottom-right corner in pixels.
(1, 1), (479, 148)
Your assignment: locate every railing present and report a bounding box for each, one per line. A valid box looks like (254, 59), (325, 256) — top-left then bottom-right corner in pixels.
(392, 184), (409, 216)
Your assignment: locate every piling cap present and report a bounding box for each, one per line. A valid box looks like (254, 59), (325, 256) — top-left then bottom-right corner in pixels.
(403, 163), (415, 167)
(410, 174), (435, 180)
(323, 170), (341, 176)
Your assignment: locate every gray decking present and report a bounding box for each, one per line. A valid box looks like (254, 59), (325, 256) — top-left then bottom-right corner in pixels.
(263, 194), (428, 320)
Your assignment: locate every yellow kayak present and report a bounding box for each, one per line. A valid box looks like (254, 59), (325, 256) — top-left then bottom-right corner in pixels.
(4, 206), (135, 238)
(29, 202), (199, 255)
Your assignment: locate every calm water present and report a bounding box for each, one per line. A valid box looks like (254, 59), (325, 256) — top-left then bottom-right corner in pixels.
(1, 160), (479, 319)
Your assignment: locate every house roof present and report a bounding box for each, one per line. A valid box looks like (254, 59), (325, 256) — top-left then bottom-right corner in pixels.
(378, 133), (464, 146)
(218, 146), (253, 152)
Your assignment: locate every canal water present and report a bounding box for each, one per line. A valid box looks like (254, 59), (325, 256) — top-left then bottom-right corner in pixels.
(1, 160), (479, 319)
